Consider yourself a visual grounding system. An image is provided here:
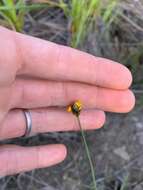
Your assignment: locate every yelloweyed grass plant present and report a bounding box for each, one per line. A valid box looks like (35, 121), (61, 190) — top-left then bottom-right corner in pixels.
(67, 100), (97, 190)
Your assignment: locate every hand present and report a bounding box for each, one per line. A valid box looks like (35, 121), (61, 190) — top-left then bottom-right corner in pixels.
(0, 26), (135, 176)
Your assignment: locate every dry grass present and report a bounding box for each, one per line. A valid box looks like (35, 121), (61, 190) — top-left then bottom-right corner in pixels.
(0, 0), (143, 190)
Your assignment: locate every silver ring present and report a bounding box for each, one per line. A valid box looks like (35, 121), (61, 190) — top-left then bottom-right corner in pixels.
(22, 109), (32, 137)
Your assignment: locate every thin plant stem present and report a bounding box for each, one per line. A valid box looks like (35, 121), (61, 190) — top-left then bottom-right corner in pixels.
(77, 116), (97, 190)
(120, 175), (129, 190)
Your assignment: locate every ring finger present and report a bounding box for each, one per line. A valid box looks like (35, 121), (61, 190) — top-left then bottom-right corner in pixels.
(0, 108), (105, 140)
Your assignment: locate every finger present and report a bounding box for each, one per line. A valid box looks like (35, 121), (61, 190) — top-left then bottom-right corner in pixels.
(0, 109), (105, 139)
(11, 80), (135, 113)
(3, 26), (132, 89)
(0, 144), (66, 176)
(0, 27), (21, 86)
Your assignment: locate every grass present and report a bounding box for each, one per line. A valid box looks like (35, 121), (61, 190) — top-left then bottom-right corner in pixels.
(77, 116), (97, 190)
(0, 0), (27, 31)
(20, 0), (118, 47)
(0, 0), (121, 48)
(0, 0), (49, 32)
(67, 100), (97, 189)
(68, 0), (118, 47)
(120, 175), (129, 190)
(0, 0), (143, 190)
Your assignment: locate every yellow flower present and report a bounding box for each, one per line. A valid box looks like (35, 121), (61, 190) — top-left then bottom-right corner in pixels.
(67, 100), (82, 116)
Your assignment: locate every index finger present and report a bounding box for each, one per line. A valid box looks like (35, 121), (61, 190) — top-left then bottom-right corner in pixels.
(3, 27), (132, 89)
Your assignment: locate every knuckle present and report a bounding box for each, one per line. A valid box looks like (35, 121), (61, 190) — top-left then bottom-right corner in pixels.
(60, 82), (70, 104)
(49, 82), (70, 106)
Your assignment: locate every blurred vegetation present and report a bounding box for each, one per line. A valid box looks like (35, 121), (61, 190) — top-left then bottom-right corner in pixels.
(0, 0), (26, 31)
(0, 0), (143, 90)
(0, 0), (49, 31)
(0, 0), (143, 189)
(30, 0), (119, 48)
(63, 0), (118, 47)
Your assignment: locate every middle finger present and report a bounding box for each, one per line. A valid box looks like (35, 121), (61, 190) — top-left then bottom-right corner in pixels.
(10, 79), (135, 113)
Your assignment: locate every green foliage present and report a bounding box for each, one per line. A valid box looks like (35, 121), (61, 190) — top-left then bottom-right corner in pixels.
(120, 175), (129, 190)
(69, 0), (101, 47)
(0, 0), (26, 32)
(67, 0), (118, 47)
(77, 116), (97, 190)
(43, 0), (118, 47)
(102, 0), (118, 23)
(0, 0), (49, 32)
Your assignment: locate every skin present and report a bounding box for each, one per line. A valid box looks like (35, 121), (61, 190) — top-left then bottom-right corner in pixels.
(0, 26), (135, 176)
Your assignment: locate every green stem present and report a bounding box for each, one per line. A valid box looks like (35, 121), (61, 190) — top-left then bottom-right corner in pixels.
(77, 116), (97, 190)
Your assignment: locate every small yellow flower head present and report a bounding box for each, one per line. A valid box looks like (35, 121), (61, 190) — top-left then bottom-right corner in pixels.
(67, 100), (82, 116)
